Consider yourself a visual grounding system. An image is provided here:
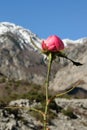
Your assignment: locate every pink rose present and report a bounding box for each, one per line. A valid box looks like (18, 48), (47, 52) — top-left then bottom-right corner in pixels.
(42, 35), (64, 52)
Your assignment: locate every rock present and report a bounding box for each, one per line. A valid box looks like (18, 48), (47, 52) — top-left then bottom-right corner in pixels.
(0, 22), (87, 94)
(50, 42), (87, 95)
(0, 22), (46, 85)
(0, 99), (87, 130)
(49, 98), (87, 130)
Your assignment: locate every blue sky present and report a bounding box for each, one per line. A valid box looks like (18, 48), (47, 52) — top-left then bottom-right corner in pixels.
(0, 0), (87, 40)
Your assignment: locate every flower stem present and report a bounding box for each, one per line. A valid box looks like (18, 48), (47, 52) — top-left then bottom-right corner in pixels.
(44, 53), (52, 130)
(30, 37), (42, 52)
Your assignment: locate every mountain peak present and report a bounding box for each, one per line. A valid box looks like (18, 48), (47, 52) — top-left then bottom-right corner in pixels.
(0, 22), (87, 87)
(1, 22), (87, 47)
(0, 22), (46, 83)
(63, 37), (87, 46)
(0, 22), (41, 50)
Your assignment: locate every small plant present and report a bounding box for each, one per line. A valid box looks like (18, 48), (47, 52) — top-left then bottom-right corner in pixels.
(5, 35), (82, 130)
(62, 107), (77, 119)
(30, 35), (82, 130)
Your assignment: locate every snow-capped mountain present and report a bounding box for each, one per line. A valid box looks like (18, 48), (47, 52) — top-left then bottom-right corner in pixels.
(0, 22), (42, 50)
(0, 22), (47, 83)
(0, 22), (87, 87)
(63, 37), (87, 46)
(0, 22), (87, 48)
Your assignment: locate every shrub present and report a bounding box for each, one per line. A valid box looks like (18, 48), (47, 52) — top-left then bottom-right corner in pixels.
(62, 107), (77, 119)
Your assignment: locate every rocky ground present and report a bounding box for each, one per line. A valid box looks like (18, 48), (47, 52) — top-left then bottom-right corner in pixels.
(0, 98), (87, 130)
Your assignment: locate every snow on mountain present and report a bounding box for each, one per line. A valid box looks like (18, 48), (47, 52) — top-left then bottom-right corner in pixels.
(0, 22), (42, 50)
(0, 22), (87, 49)
(0, 22), (87, 93)
(0, 22), (47, 83)
(63, 37), (87, 46)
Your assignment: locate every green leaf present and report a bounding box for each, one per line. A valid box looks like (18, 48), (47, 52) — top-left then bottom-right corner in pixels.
(57, 51), (83, 66)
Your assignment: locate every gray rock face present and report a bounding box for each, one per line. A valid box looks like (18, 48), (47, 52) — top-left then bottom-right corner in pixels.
(0, 99), (42, 130)
(51, 98), (87, 130)
(0, 22), (46, 85)
(0, 22), (87, 91)
(0, 99), (87, 130)
(50, 42), (87, 92)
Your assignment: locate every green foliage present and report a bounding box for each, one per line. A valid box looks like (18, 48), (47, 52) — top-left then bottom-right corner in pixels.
(48, 100), (62, 113)
(0, 77), (6, 83)
(62, 107), (77, 119)
(22, 91), (45, 103)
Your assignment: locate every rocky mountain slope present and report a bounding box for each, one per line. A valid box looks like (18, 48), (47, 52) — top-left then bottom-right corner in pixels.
(0, 22), (47, 85)
(50, 38), (87, 94)
(0, 22), (64, 85)
(0, 22), (87, 95)
(0, 99), (87, 130)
